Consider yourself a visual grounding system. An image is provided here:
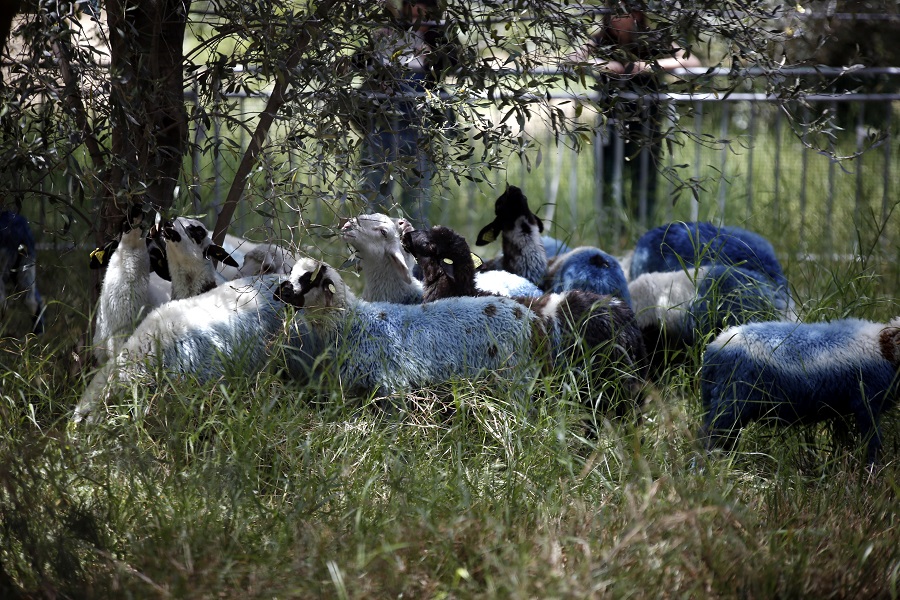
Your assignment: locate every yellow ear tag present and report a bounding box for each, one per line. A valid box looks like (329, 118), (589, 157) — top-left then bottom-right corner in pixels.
(443, 258), (454, 265)
(327, 283), (336, 294)
(481, 230), (496, 243)
(470, 253), (483, 269)
(90, 248), (106, 264)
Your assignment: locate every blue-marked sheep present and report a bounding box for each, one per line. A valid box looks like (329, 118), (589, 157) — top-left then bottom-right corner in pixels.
(75, 274), (314, 423)
(404, 226), (647, 414)
(629, 265), (791, 374)
(545, 246), (632, 306)
(0, 210), (44, 333)
(155, 217), (238, 300)
(630, 221), (788, 288)
(274, 258), (541, 398)
(476, 186), (547, 287)
(700, 317), (900, 463)
(340, 213), (423, 304)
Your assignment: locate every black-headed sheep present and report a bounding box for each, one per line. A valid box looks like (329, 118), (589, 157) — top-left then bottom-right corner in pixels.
(476, 186), (547, 287)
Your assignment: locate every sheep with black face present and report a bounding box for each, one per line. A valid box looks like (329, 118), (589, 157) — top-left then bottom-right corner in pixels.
(476, 186), (547, 287)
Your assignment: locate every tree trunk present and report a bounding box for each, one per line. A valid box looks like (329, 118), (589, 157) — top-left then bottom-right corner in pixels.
(101, 0), (190, 244)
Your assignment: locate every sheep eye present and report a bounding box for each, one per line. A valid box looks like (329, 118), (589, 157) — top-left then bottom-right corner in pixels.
(379, 229), (389, 238)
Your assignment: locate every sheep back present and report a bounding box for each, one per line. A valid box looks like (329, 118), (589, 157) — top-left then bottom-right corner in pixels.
(700, 318), (900, 462)
(630, 221), (787, 289)
(0, 210), (44, 333)
(546, 246), (632, 306)
(298, 295), (540, 396)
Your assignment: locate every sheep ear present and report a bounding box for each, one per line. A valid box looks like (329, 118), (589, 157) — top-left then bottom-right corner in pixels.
(206, 244), (240, 268)
(440, 257), (455, 281)
(89, 240), (118, 269)
(476, 221), (500, 246)
(535, 215), (545, 233)
(388, 248), (413, 285)
(470, 253), (483, 269)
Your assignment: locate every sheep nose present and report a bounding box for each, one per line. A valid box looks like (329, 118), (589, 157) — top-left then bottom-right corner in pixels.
(274, 280), (304, 307)
(339, 218), (355, 231)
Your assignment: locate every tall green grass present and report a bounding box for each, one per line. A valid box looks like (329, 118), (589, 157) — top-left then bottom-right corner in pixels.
(3, 102), (900, 597)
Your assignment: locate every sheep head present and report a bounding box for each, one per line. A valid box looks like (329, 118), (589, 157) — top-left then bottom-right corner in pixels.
(402, 226), (479, 298)
(476, 185), (544, 246)
(158, 217), (239, 268)
(341, 213), (412, 284)
(882, 318), (900, 369)
(277, 259), (348, 310)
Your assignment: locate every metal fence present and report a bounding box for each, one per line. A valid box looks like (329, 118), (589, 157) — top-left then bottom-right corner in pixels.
(185, 66), (899, 256)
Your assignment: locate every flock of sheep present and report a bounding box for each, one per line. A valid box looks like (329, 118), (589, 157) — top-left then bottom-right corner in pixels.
(2, 191), (899, 463)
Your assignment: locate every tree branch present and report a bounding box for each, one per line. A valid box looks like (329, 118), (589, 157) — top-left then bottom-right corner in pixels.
(212, 0), (338, 246)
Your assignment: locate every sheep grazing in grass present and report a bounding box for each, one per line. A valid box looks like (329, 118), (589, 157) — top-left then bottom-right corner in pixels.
(545, 246), (632, 306)
(476, 185), (547, 287)
(75, 274), (312, 423)
(0, 210), (44, 333)
(274, 258), (541, 397)
(629, 265), (791, 374)
(155, 217), (238, 300)
(404, 225), (647, 414)
(340, 213), (423, 304)
(699, 317), (900, 464)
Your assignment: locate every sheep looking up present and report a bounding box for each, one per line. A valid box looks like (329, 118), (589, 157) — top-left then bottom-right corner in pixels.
(476, 186), (547, 287)
(156, 217), (238, 300)
(700, 316), (900, 464)
(340, 213), (423, 304)
(274, 258), (541, 397)
(0, 210), (44, 333)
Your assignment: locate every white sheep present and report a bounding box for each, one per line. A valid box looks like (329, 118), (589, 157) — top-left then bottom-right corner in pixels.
(157, 217), (238, 300)
(75, 274), (315, 423)
(218, 233), (298, 280)
(92, 224), (170, 363)
(340, 213), (423, 304)
(274, 258), (541, 397)
(700, 316), (900, 463)
(341, 213), (541, 302)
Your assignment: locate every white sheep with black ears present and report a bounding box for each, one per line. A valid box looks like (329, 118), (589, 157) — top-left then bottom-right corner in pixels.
(75, 273), (316, 423)
(476, 185), (547, 288)
(156, 217), (239, 300)
(274, 258), (541, 397)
